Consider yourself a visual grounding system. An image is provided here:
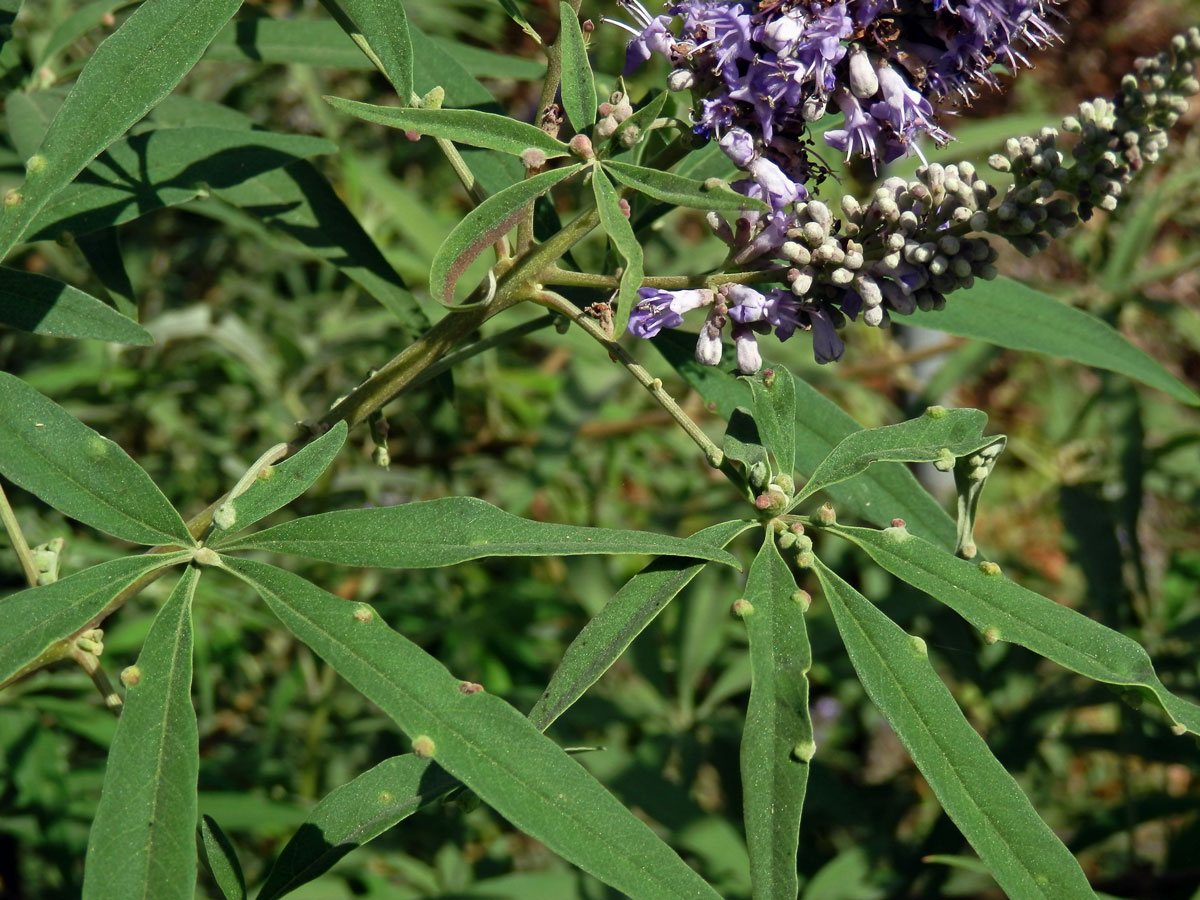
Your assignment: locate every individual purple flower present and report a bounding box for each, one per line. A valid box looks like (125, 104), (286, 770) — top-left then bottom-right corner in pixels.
(603, 1), (677, 74)
(627, 288), (713, 338)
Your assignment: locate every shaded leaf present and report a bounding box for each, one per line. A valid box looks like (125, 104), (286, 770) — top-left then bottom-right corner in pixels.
(199, 815), (246, 900)
(256, 754), (455, 900)
(220, 497), (740, 568)
(792, 407), (992, 506)
(429, 165), (581, 304)
(530, 519), (754, 731)
(496, 0), (542, 45)
(82, 566), (201, 900)
(318, 0), (413, 98)
(0, 268), (150, 344)
(557, 2), (595, 132)
(604, 160), (768, 212)
(907, 277), (1199, 406)
(0, 372), (195, 546)
(0, 0), (244, 261)
(812, 558), (1098, 900)
(226, 558), (725, 900)
(0, 552), (191, 686)
(210, 422), (347, 540)
(0, 0), (19, 54)
(324, 99), (570, 159)
(746, 366), (796, 476)
(591, 165), (643, 337)
(826, 524), (1200, 737)
(740, 536), (811, 900)
(953, 435), (1006, 559)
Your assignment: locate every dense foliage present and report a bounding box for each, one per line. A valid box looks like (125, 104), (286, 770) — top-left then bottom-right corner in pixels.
(0, 2), (1198, 899)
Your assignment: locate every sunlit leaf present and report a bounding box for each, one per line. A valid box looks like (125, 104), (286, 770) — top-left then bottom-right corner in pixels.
(557, 2), (596, 132)
(592, 165), (643, 337)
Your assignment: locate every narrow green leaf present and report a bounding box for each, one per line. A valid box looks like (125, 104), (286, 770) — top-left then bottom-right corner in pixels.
(907, 277), (1199, 406)
(36, 0), (132, 69)
(740, 536), (811, 900)
(324, 99), (570, 159)
(557, 2), (595, 132)
(604, 160), (768, 212)
(0, 268), (150, 344)
(496, 0), (542, 45)
(256, 754), (455, 900)
(827, 524), (1200, 737)
(226, 558), (725, 900)
(792, 407), (992, 505)
(0, 552), (191, 686)
(77, 228), (138, 320)
(319, 0), (413, 98)
(429, 164), (581, 304)
(83, 565), (202, 900)
(953, 435), (1006, 559)
(0, 0), (245, 261)
(723, 407), (769, 486)
(811, 558), (1098, 900)
(592, 165), (643, 338)
(27, 127), (337, 241)
(0, 373), (195, 546)
(220, 496), (740, 568)
(652, 330), (957, 547)
(530, 520), (754, 731)
(199, 815), (246, 900)
(745, 366), (797, 477)
(609, 91), (667, 148)
(204, 18), (364, 69)
(209, 423), (347, 541)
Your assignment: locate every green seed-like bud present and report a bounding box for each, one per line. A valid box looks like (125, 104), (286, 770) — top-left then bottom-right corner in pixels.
(795, 550), (815, 569)
(192, 548), (221, 567)
(120, 665), (142, 687)
(792, 590), (812, 612)
(910, 635), (928, 657)
(979, 561), (1002, 577)
(983, 627), (1000, 645)
(792, 739), (817, 762)
(353, 605), (374, 624)
(732, 598), (755, 618)
(816, 503), (836, 526)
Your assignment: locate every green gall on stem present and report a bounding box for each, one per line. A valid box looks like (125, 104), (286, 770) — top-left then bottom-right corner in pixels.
(792, 739), (817, 763)
(979, 561), (1002, 577)
(792, 589), (812, 612)
(732, 598), (755, 618)
(353, 605), (374, 624)
(925, 405), (948, 419)
(816, 503), (836, 526)
(412, 735), (436, 758)
(120, 665), (142, 687)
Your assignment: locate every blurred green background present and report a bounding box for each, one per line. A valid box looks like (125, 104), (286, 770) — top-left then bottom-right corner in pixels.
(1, 0), (1198, 897)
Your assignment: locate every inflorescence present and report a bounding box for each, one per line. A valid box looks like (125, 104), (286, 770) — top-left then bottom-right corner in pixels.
(604, 2), (1199, 373)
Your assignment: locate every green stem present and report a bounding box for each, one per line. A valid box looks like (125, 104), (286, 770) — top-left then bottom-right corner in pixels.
(542, 267), (788, 291)
(0, 481), (39, 587)
(533, 288), (724, 468)
(408, 314), (558, 390)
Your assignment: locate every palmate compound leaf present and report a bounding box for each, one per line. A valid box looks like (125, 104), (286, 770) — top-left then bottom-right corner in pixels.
(224, 558), (725, 900)
(429, 165), (582, 305)
(652, 331), (958, 548)
(790, 406), (994, 506)
(82, 565), (202, 900)
(0, 0), (243, 261)
(0, 372), (195, 547)
(826, 524), (1200, 737)
(0, 551), (192, 687)
(907, 276), (1199, 407)
(739, 535), (812, 900)
(259, 519), (752, 899)
(0, 267), (151, 344)
(219, 496), (740, 569)
(811, 557), (1099, 900)
(323, 100), (571, 160)
(208, 422), (348, 541)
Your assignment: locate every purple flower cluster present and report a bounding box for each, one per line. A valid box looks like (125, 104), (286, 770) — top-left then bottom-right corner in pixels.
(608, 0), (1062, 371)
(609, 0), (1062, 175)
